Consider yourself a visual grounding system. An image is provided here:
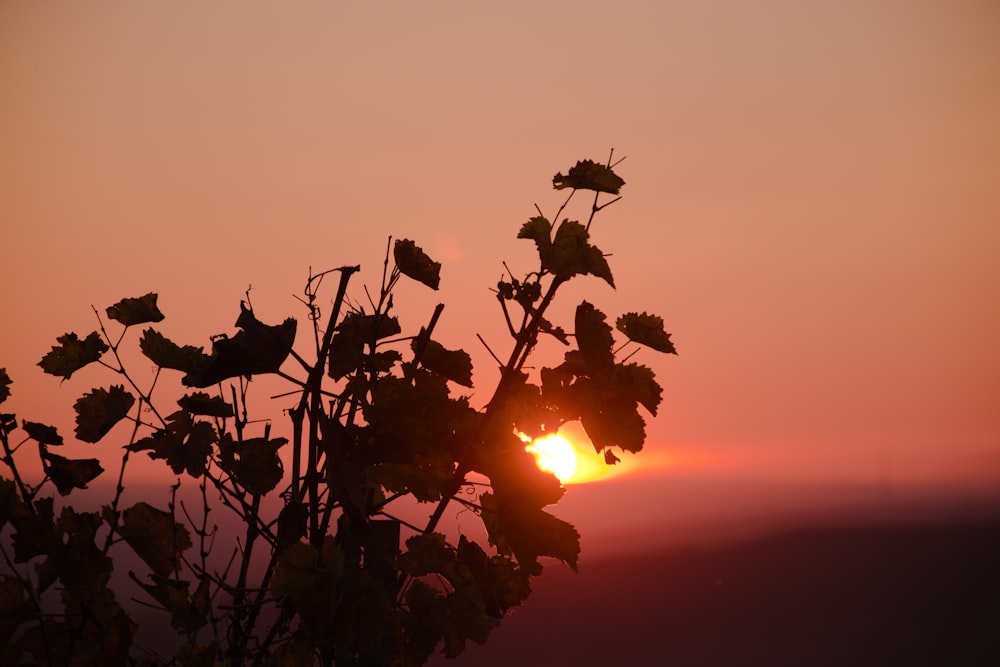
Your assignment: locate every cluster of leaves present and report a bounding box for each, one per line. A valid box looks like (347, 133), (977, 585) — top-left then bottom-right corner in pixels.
(0, 157), (677, 666)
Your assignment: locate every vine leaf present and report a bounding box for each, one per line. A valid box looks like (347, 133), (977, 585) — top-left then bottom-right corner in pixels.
(41, 452), (104, 495)
(394, 239), (441, 290)
(128, 411), (216, 478)
(0, 368), (10, 404)
(177, 392), (233, 418)
(415, 339), (473, 387)
(551, 221), (615, 287)
(132, 574), (209, 633)
(38, 332), (109, 380)
(118, 502), (191, 577)
(575, 302), (615, 375)
(479, 493), (580, 575)
(106, 293), (165, 327)
(140, 329), (209, 373)
(0, 575), (33, 646)
(218, 433), (287, 495)
(616, 312), (677, 354)
(519, 218), (614, 286)
(21, 421), (63, 446)
(580, 392), (647, 455)
(612, 362), (662, 416)
(73, 386), (135, 443)
(328, 313), (402, 380)
(517, 216), (554, 267)
(552, 159), (625, 195)
(183, 303), (296, 388)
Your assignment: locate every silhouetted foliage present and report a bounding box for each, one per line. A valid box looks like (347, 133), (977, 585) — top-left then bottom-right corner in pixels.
(0, 157), (677, 666)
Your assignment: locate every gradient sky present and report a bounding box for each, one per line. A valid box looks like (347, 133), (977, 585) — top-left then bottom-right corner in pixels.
(2, 1), (999, 555)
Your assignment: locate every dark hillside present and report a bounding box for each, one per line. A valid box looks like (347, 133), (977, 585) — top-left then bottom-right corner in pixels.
(433, 517), (1000, 666)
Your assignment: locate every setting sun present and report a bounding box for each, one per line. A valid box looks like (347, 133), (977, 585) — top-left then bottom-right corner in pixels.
(522, 432), (613, 485)
(525, 434), (578, 483)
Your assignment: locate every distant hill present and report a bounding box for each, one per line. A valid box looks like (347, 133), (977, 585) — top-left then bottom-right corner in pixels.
(433, 515), (1000, 666)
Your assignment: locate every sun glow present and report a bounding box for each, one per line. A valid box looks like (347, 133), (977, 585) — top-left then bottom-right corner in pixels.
(523, 432), (612, 484)
(525, 434), (578, 483)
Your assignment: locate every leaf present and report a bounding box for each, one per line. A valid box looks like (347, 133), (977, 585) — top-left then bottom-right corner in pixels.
(132, 574), (209, 633)
(38, 332), (108, 380)
(177, 392), (233, 418)
(0, 575), (34, 647)
(612, 362), (662, 416)
(270, 542), (322, 600)
(73, 385), (135, 443)
(616, 312), (677, 354)
(415, 339), (473, 387)
(328, 312), (402, 380)
(394, 239), (441, 290)
(128, 411), (215, 478)
(580, 393), (647, 454)
(119, 502), (191, 577)
(479, 493), (580, 575)
(105, 293), (165, 326)
(0, 368), (10, 404)
(456, 536), (531, 619)
(183, 303), (296, 387)
(575, 301), (614, 375)
(552, 159), (625, 194)
(9, 497), (58, 564)
(397, 533), (454, 577)
(550, 221), (615, 286)
(218, 433), (287, 495)
(140, 329), (209, 372)
(517, 216), (554, 268)
(21, 420), (63, 446)
(42, 452), (103, 495)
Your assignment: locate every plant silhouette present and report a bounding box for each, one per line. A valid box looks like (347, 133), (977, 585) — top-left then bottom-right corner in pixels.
(0, 156), (677, 666)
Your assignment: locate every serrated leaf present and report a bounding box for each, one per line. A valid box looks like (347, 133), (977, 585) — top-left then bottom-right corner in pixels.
(177, 392), (233, 418)
(128, 411), (215, 478)
(480, 493), (580, 575)
(106, 293), (165, 326)
(0, 368), (10, 404)
(394, 239), (441, 290)
(328, 313), (402, 380)
(9, 497), (57, 564)
(415, 339), (473, 387)
(456, 535), (531, 619)
(132, 574), (209, 633)
(218, 433), (286, 495)
(42, 452), (103, 495)
(581, 394), (647, 454)
(612, 362), (662, 416)
(398, 532), (454, 577)
(517, 216), (554, 269)
(140, 329), (209, 372)
(552, 159), (625, 194)
(183, 303), (296, 387)
(73, 385), (135, 443)
(549, 221), (614, 286)
(575, 301), (614, 375)
(38, 332), (109, 380)
(21, 420), (63, 446)
(616, 312), (677, 354)
(119, 502), (191, 577)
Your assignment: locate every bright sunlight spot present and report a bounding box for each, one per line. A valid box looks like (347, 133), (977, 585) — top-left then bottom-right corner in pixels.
(525, 433), (578, 483)
(521, 431), (615, 484)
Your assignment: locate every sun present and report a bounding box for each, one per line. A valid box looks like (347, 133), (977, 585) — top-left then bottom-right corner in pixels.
(524, 433), (578, 483)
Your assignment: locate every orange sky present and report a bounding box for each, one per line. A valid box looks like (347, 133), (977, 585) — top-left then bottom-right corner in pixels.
(2, 1), (999, 552)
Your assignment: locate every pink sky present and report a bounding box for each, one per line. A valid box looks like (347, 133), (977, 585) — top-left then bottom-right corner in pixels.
(2, 1), (999, 555)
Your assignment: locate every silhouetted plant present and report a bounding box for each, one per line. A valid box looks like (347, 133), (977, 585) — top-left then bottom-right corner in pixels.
(0, 156), (676, 666)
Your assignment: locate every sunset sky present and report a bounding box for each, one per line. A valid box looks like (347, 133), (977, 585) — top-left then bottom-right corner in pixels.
(2, 1), (999, 557)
